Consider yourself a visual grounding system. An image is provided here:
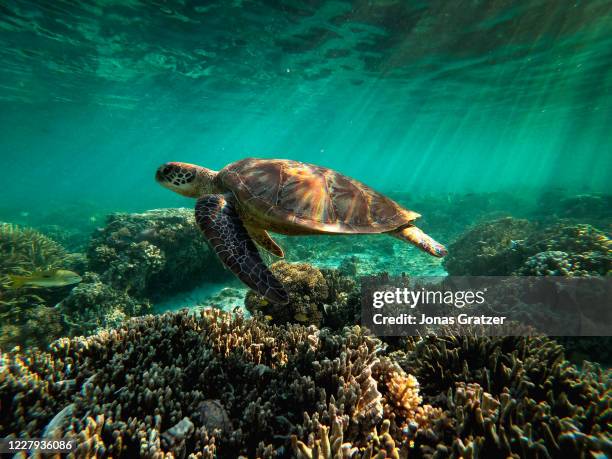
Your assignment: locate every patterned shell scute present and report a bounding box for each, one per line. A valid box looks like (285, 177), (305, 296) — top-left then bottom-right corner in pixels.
(219, 158), (419, 233)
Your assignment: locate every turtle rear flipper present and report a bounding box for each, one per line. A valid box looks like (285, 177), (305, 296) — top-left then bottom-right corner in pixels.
(391, 225), (447, 258)
(195, 194), (289, 304)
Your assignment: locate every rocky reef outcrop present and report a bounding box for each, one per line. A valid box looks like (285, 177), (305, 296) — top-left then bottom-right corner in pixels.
(88, 208), (231, 299)
(536, 191), (612, 226)
(443, 217), (536, 275)
(1, 208), (237, 348)
(445, 218), (610, 276)
(1, 309), (609, 458)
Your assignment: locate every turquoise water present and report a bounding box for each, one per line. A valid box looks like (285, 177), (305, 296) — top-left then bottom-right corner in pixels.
(1, 3), (611, 457)
(1, 0), (611, 216)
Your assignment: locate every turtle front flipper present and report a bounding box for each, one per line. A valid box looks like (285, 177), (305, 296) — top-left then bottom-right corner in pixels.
(195, 194), (289, 304)
(391, 225), (447, 258)
(246, 227), (285, 258)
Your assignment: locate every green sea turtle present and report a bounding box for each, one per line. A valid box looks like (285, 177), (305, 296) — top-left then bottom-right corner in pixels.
(155, 158), (447, 304)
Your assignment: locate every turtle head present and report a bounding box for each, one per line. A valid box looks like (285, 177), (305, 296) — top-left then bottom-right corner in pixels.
(155, 162), (219, 198)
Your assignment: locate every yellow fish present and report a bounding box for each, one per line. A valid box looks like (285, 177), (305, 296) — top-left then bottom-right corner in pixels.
(294, 312), (309, 323)
(8, 269), (82, 289)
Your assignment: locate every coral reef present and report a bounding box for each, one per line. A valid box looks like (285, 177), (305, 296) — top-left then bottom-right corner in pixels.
(0, 305), (65, 350)
(0, 223), (69, 274)
(313, 331), (611, 458)
(0, 223), (76, 348)
(445, 219), (610, 276)
(444, 217), (535, 275)
(245, 261), (359, 328)
(517, 250), (596, 276)
(245, 261), (328, 326)
(1, 310), (609, 458)
(556, 336), (612, 366)
(0, 310), (390, 457)
(516, 223), (610, 276)
(87, 209), (231, 299)
(57, 272), (151, 337)
(34, 224), (93, 253)
(537, 191), (612, 226)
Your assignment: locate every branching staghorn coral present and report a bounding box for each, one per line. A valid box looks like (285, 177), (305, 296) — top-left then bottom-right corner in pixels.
(0, 310), (390, 457)
(0, 222), (69, 274)
(1, 309), (609, 458)
(0, 223), (72, 348)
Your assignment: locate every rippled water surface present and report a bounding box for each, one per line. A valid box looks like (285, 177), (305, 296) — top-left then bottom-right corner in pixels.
(1, 0), (611, 214)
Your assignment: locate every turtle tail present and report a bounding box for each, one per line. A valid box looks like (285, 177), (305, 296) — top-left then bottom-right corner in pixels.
(391, 225), (447, 258)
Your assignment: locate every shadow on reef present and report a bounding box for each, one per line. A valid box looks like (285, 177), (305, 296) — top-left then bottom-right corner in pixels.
(1, 309), (610, 458)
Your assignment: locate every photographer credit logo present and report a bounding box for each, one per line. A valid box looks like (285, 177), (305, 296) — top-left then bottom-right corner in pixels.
(361, 275), (611, 336)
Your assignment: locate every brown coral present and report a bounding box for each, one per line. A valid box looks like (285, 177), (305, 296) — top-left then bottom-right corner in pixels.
(385, 371), (422, 417)
(245, 261), (328, 326)
(0, 310), (389, 458)
(2, 308), (610, 458)
(245, 261), (360, 328)
(87, 209), (230, 298)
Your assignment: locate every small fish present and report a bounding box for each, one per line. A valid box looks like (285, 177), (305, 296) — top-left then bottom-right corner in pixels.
(509, 239), (524, 250)
(8, 269), (82, 289)
(264, 315), (273, 321)
(294, 312), (309, 323)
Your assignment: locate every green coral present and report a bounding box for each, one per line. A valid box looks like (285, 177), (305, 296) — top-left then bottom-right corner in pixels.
(0, 223), (72, 348)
